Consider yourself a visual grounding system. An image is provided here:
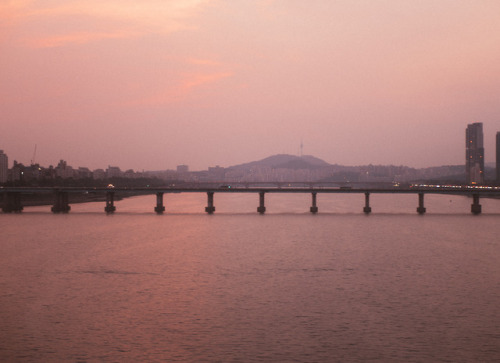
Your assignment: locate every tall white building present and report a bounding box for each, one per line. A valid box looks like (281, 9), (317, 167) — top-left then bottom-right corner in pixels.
(0, 150), (8, 183)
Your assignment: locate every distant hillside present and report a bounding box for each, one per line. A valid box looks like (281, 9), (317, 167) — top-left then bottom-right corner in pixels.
(229, 154), (330, 170)
(223, 154), (473, 183)
(151, 153), (493, 184)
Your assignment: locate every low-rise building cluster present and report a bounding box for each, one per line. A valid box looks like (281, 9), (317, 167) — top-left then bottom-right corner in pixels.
(0, 154), (144, 185)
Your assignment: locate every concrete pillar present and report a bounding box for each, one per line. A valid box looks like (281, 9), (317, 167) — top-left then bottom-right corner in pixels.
(155, 192), (165, 214)
(205, 192), (215, 214)
(105, 191), (116, 213)
(417, 192), (426, 215)
(51, 191), (71, 213)
(257, 191), (266, 214)
(363, 192), (372, 214)
(471, 194), (481, 215)
(310, 192), (318, 214)
(2, 192), (23, 213)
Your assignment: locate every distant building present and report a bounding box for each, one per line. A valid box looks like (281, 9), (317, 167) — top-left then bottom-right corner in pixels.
(0, 150), (8, 183)
(466, 122), (484, 185)
(24, 164), (42, 181)
(9, 161), (23, 182)
(106, 166), (122, 178)
(207, 165), (225, 181)
(55, 160), (74, 179)
(124, 169), (138, 178)
(497, 132), (500, 183)
(93, 169), (106, 180)
(76, 167), (92, 179)
(177, 165), (189, 173)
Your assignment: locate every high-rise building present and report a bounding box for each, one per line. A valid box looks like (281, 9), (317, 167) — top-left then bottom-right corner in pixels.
(496, 132), (500, 183)
(465, 122), (484, 185)
(0, 150), (8, 183)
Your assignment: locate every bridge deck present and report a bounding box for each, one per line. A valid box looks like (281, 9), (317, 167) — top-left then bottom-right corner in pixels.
(2, 185), (497, 214)
(2, 186), (500, 196)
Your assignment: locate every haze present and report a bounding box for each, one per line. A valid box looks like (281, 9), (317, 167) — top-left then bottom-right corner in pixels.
(1, 0), (500, 171)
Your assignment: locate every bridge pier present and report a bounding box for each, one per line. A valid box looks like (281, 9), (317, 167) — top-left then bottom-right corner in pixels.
(155, 192), (165, 214)
(363, 192), (372, 214)
(51, 191), (71, 213)
(257, 191), (266, 214)
(2, 192), (23, 213)
(417, 192), (426, 215)
(471, 194), (481, 215)
(205, 192), (215, 214)
(105, 191), (116, 213)
(310, 192), (318, 214)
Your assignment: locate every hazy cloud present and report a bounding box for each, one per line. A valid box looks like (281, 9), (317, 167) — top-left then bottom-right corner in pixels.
(3, 0), (214, 47)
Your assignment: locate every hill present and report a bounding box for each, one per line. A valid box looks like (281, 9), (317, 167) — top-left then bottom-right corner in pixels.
(229, 154), (330, 171)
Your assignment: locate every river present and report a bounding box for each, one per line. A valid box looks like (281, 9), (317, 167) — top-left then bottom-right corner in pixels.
(1, 193), (500, 362)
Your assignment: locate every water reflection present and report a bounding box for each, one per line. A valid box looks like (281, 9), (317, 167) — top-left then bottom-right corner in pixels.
(1, 194), (500, 361)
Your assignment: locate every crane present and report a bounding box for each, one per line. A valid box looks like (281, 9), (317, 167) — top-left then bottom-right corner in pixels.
(30, 144), (37, 165)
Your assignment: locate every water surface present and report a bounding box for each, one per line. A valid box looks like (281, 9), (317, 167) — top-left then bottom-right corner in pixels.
(1, 194), (499, 362)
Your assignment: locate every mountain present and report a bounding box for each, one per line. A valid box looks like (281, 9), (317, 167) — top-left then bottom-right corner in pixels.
(229, 154), (330, 170)
(223, 154), (472, 183)
(151, 154), (479, 184)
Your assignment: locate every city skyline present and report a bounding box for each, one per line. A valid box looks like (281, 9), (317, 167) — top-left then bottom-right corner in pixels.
(1, 124), (500, 174)
(1, 145), (499, 186)
(3, 120), (500, 174)
(2, 123), (500, 172)
(2, 1), (500, 171)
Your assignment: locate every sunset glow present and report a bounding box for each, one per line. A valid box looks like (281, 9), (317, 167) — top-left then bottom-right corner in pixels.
(1, 0), (500, 170)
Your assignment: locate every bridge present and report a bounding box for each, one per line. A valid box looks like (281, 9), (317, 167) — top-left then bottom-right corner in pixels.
(2, 184), (500, 215)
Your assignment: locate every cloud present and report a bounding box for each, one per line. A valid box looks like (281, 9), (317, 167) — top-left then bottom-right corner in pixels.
(0, 0), (32, 39)
(2, 0), (215, 47)
(187, 58), (225, 67)
(28, 30), (135, 48)
(182, 71), (233, 92)
(134, 71), (233, 107)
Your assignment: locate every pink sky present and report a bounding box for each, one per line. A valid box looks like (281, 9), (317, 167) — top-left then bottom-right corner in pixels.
(1, 0), (500, 171)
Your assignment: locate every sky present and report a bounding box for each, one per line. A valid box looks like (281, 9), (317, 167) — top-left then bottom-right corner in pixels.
(1, 0), (500, 171)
